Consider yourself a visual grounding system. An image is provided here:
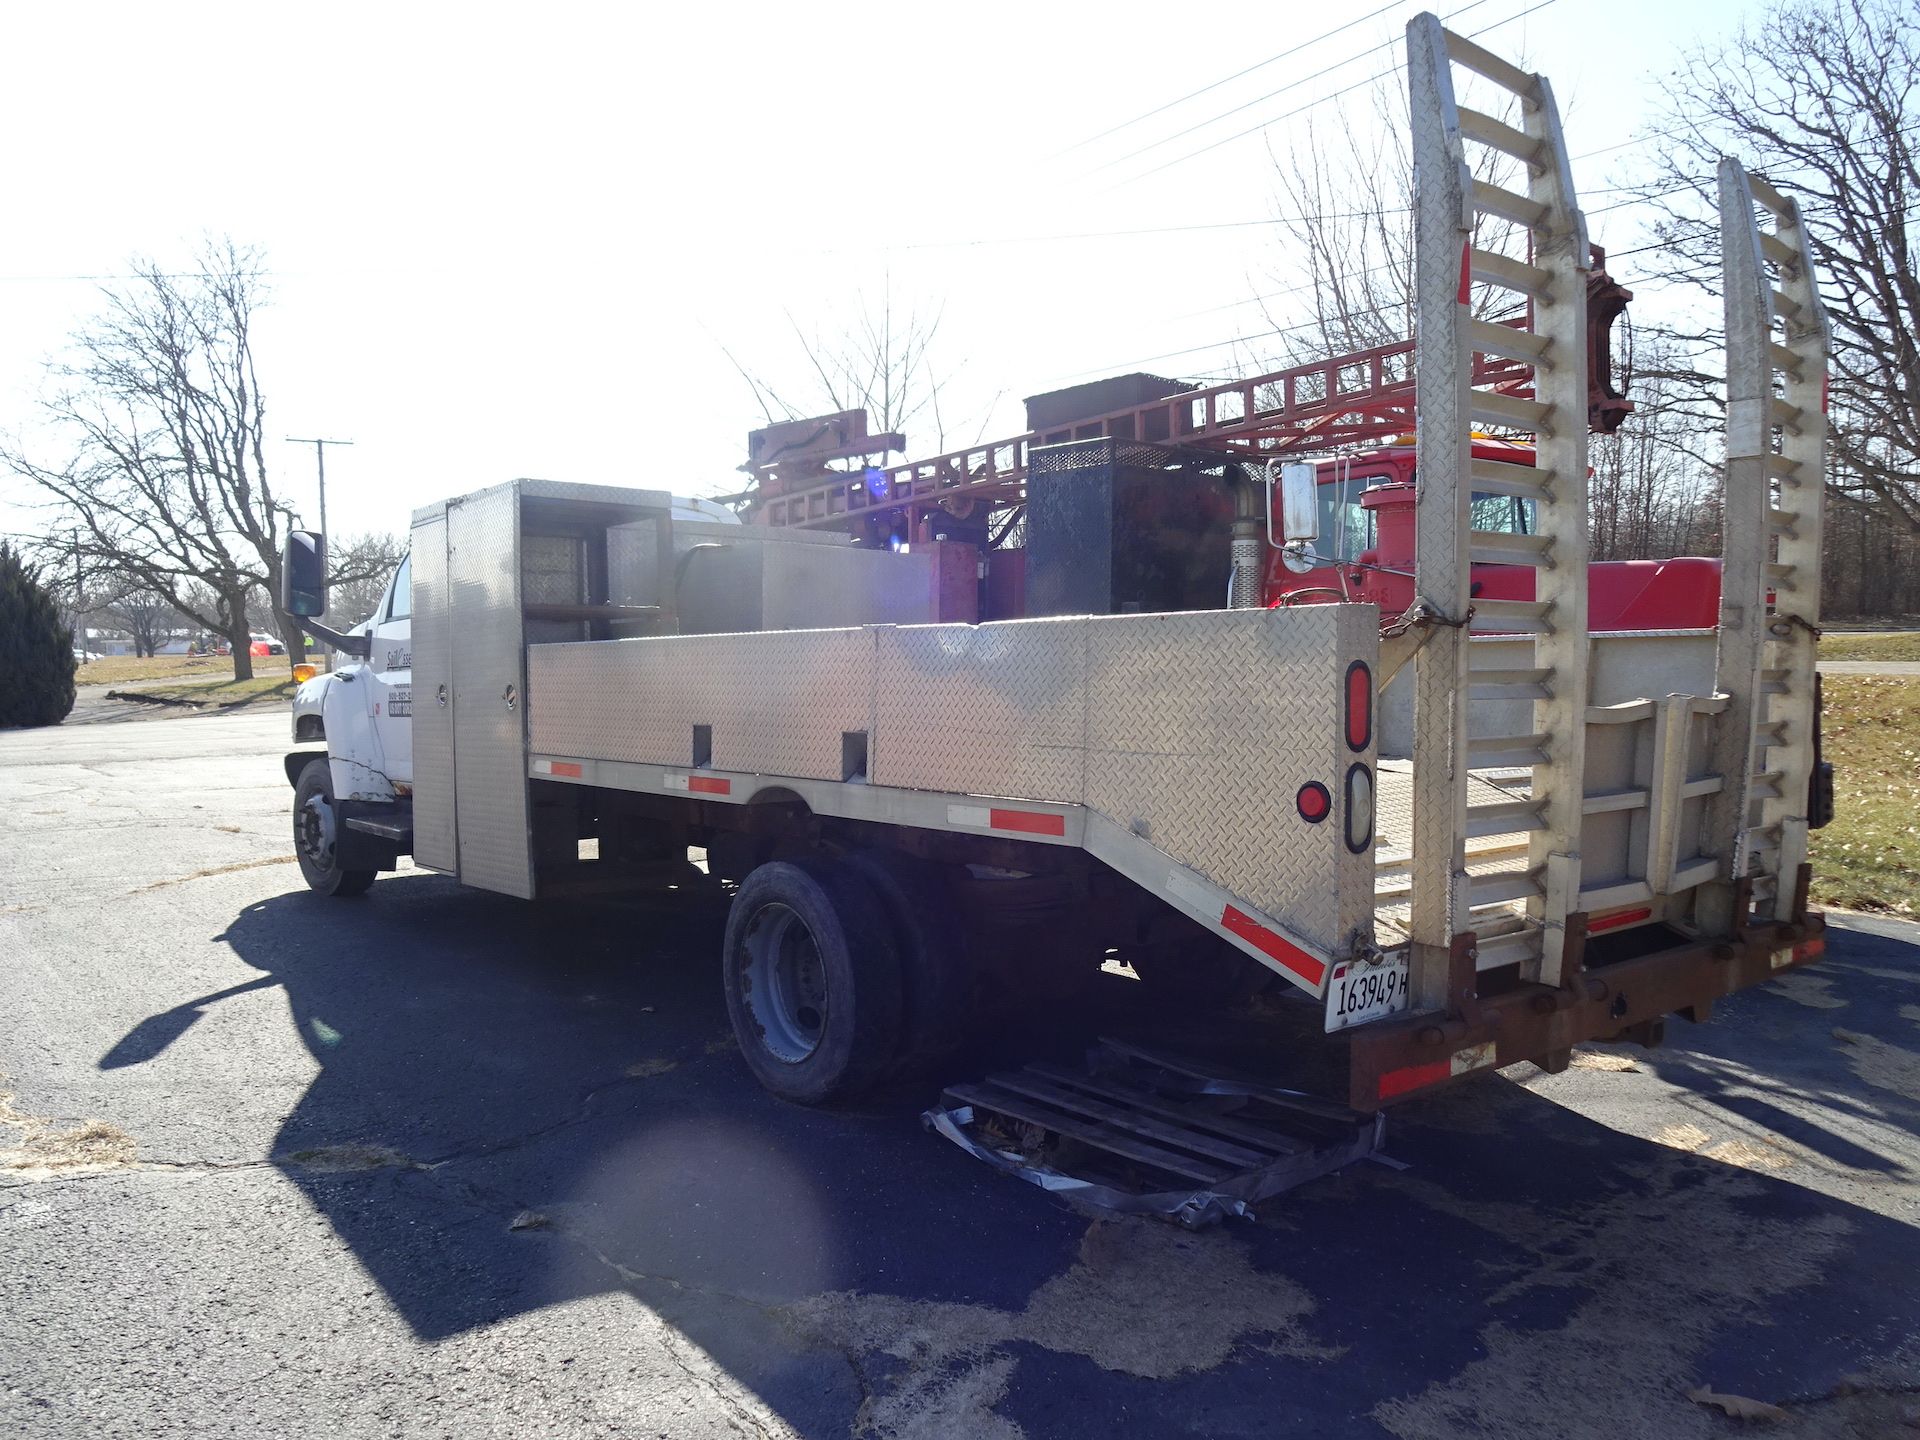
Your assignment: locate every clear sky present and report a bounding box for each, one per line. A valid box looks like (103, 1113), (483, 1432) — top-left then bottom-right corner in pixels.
(0, 0), (1759, 546)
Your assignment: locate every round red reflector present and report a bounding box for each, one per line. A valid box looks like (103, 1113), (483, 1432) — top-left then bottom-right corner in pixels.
(1296, 781), (1332, 823)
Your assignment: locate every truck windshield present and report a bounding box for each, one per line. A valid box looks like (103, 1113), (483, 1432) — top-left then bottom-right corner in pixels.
(1318, 486), (1376, 563)
(1469, 493), (1537, 536)
(387, 556), (412, 621)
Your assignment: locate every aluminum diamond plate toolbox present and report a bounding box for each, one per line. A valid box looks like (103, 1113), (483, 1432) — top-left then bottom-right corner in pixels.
(1083, 605), (1377, 953)
(528, 629), (876, 782)
(447, 483), (534, 898)
(410, 508), (456, 874)
(871, 617), (1086, 802)
(525, 604), (1378, 961)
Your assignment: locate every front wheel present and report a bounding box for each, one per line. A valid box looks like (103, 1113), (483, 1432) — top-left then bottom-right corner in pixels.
(723, 859), (903, 1104)
(293, 758), (376, 898)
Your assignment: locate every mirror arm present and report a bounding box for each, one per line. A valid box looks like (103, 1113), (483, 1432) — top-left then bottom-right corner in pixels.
(296, 618), (372, 659)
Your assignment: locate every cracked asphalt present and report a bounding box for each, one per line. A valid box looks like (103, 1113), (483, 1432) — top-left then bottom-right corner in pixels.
(4, 709), (1920, 1439)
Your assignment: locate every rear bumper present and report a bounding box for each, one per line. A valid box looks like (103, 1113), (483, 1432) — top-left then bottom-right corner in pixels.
(1348, 883), (1826, 1109)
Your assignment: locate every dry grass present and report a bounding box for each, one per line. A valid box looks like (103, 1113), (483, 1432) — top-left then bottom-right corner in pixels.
(76, 653), (251, 685)
(131, 855), (297, 893)
(0, 1088), (138, 1176)
(1809, 674), (1920, 916)
(1819, 631), (1920, 662)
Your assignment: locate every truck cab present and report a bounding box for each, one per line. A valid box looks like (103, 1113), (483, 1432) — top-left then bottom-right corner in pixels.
(290, 553), (414, 803)
(1265, 437), (1724, 630)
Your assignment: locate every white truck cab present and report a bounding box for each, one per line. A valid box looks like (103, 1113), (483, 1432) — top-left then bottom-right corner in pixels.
(290, 553), (414, 803)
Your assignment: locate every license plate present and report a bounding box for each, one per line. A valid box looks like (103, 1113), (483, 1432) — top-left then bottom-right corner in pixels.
(1324, 953), (1410, 1032)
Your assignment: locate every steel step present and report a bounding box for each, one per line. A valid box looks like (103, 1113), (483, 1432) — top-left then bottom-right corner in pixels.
(927, 1039), (1384, 1227)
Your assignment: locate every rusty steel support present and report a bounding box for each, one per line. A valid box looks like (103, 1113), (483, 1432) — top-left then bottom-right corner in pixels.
(1346, 910), (1827, 1110)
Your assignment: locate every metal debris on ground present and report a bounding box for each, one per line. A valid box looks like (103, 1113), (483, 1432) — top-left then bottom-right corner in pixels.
(925, 1038), (1385, 1228)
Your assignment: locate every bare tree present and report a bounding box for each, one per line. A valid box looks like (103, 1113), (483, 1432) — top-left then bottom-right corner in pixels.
(1590, 334), (1721, 561)
(725, 278), (979, 508)
(1258, 81), (1530, 370)
(320, 531), (406, 628)
(103, 585), (184, 658)
(1624, 0), (1920, 576)
(2, 241), (297, 680)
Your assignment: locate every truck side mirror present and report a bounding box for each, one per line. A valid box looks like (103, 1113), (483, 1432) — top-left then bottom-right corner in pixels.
(1276, 462), (1320, 544)
(283, 530), (328, 617)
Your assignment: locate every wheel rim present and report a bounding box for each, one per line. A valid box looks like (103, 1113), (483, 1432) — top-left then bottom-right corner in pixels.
(740, 902), (829, 1063)
(297, 792), (336, 871)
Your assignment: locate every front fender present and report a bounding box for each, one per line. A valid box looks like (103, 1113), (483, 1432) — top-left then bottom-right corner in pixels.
(319, 665), (395, 803)
(291, 674), (332, 743)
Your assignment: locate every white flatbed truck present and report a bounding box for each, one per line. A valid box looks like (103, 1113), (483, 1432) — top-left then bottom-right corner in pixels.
(280, 15), (1832, 1123)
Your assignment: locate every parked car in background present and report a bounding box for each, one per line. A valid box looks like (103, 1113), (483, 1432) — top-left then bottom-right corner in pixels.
(249, 633), (286, 657)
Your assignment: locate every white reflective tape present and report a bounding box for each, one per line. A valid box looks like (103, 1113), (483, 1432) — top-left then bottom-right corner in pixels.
(663, 774), (691, 792)
(946, 804), (993, 829)
(1164, 870), (1220, 919)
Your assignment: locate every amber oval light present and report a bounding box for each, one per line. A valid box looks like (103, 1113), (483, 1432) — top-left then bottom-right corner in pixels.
(292, 663), (317, 684)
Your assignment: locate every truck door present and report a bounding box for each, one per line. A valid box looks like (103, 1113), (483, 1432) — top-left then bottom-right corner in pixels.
(369, 555), (413, 784)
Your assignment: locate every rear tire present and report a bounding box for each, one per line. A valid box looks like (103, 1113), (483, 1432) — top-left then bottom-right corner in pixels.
(723, 858), (903, 1104)
(293, 759), (376, 898)
(843, 849), (974, 1075)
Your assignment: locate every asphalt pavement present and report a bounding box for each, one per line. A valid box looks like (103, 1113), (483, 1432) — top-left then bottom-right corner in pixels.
(3, 709), (1919, 1439)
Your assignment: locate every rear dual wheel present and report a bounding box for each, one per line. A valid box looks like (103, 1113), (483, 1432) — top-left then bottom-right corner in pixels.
(723, 859), (903, 1105)
(723, 852), (975, 1105)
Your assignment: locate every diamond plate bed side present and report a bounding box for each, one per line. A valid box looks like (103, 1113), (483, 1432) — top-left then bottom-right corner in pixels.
(410, 506), (456, 874)
(869, 617), (1088, 803)
(527, 629), (876, 783)
(1083, 605), (1378, 955)
(446, 482), (535, 898)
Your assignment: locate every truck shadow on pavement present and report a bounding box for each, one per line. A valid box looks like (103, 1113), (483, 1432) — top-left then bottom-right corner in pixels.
(116, 886), (1920, 1438)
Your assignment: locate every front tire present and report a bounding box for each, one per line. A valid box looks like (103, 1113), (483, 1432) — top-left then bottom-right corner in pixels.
(293, 758), (376, 898)
(723, 859), (903, 1104)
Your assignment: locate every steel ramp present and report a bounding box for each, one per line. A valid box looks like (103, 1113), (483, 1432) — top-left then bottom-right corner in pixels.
(1705, 158), (1831, 923)
(925, 1038), (1385, 1227)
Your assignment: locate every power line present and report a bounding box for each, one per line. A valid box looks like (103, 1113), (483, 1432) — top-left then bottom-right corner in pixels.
(1050, 183), (1706, 380)
(1092, 0), (1526, 182)
(1089, 0), (1497, 179)
(1111, 0), (1566, 188)
(872, 207), (1411, 253)
(1058, 0), (1417, 157)
(0, 270), (217, 286)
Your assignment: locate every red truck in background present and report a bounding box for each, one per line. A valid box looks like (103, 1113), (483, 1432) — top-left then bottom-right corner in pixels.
(1266, 437), (1723, 630)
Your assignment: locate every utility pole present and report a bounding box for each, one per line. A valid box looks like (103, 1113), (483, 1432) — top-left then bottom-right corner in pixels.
(70, 529), (85, 660)
(285, 436), (354, 552)
(286, 437), (353, 671)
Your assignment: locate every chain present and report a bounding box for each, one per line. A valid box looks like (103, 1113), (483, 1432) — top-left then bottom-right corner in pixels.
(1380, 598), (1476, 641)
